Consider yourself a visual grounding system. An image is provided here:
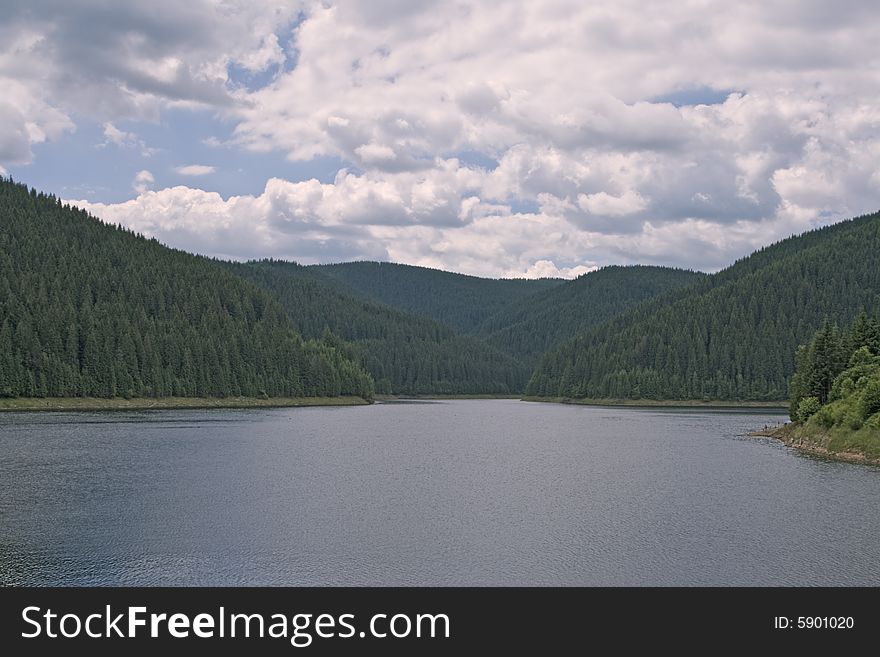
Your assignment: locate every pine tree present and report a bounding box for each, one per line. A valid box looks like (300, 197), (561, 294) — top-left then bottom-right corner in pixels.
(0, 179), (374, 401)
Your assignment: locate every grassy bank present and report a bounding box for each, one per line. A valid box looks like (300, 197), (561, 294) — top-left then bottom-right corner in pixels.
(763, 422), (880, 466)
(0, 396), (370, 412)
(521, 396), (789, 409)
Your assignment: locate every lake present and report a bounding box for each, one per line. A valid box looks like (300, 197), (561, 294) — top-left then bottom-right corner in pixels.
(1, 400), (877, 586)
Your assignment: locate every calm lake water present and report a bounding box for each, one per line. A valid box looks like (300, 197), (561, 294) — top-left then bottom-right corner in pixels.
(1, 400), (877, 586)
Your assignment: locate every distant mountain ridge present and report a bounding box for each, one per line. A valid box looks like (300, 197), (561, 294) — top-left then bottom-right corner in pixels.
(0, 178), (373, 400)
(311, 261), (563, 334)
(477, 265), (705, 368)
(254, 260), (699, 394)
(7, 178), (874, 403)
(230, 260), (531, 395)
(528, 211), (880, 401)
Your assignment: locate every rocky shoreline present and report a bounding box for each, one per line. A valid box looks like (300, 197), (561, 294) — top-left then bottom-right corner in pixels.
(751, 423), (880, 467)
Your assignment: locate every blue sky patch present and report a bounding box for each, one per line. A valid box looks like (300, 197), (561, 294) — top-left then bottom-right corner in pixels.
(650, 86), (737, 107)
(9, 107), (350, 203)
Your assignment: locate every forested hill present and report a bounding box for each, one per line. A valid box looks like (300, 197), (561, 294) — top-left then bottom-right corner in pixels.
(311, 261), (563, 334)
(0, 179), (373, 400)
(10, 176), (877, 404)
(527, 211), (880, 401)
(781, 314), (880, 463)
(478, 266), (705, 368)
(229, 260), (531, 394)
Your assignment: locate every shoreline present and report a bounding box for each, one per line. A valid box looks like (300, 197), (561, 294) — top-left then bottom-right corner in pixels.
(521, 396), (789, 409)
(0, 396), (371, 413)
(374, 393), (522, 401)
(751, 423), (880, 467)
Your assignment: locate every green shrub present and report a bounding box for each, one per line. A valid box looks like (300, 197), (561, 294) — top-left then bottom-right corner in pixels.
(848, 346), (876, 367)
(815, 404), (836, 428)
(845, 410), (864, 431)
(859, 378), (880, 421)
(829, 376), (855, 402)
(796, 396), (822, 422)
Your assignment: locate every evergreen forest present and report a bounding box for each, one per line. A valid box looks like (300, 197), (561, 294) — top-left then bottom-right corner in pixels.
(527, 212), (880, 401)
(3, 178), (879, 406)
(785, 313), (880, 459)
(229, 260), (531, 394)
(0, 179), (373, 400)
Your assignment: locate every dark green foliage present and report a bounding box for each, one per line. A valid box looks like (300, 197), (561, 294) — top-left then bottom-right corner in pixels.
(789, 319), (849, 416)
(9, 175), (878, 405)
(0, 179), (373, 400)
(796, 396), (821, 422)
(230, 260), (531, 394)
(860, 378), (880, 421)
(528, 212), (880, 401)
(792, 313), (880, 426)
(312, 261), (563, 334)
(478, 266), (705, 368)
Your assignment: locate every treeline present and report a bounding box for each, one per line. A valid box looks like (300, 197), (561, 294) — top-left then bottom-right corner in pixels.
(478, 266), (704, 367)
(527, 212), (880, 401)
(312, 261), (562, 334)
(231, 260), (530, 394)
(0, 179), (373, 400)
(790, 313), (880, 424)
(7, 176), (880, 404)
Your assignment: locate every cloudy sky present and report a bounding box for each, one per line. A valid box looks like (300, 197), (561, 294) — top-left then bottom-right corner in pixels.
(2, 1), (879, 277)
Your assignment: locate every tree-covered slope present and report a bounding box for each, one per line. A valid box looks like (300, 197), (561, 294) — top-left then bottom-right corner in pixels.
(230, 260), (531, 394)
(478, 265), (705, 368)
(311, 261), (563, 334)
(528, 211), (880, 401)
(0, 179), (373, 400)
(781, 314), (880, 462)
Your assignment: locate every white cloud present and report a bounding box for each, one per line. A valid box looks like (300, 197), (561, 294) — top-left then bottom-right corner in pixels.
(71, 171), (789, 277)
(354, 142), (397, 165)
(0, 1), (302, 163)
(102, 123), (137, 147)
(577, 191), (647, 217)
(234, 32), (286, 74)
(175, 164), (217, 176)
(505, 260), (599, 280)
(132, 170), (154, 194)
(227, 2), (880, 238)
(0, 81), (74, 165)
(6, 1), (880, 274)
(99, 122), (156, 156)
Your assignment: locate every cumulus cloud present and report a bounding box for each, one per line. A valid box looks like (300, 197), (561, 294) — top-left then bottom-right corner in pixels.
(505, 260), (599, 280)
(101, 123), (137, 147)
(132, 169), (154, 194)
(0, 81), (74, 165)
(71, 173), (783, 278)
(99, 122), (156, 156)
(577, 191), (647, 217)
(7, 1), (880, 274)
(175, 164), (216, 176)
(227, 2), (880, 241)
(0, 1), (302, 164)
(71, 181), (388, 263)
